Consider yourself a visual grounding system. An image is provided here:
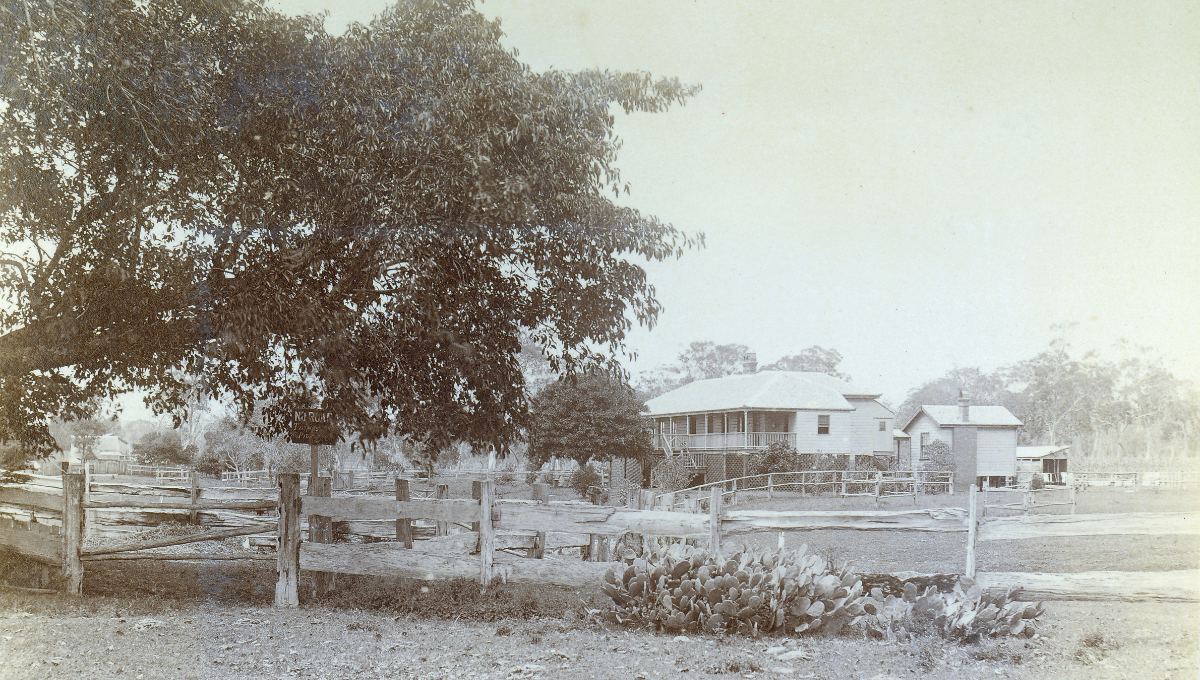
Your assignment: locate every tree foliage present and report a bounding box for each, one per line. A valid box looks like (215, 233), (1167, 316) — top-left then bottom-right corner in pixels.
(638, 342), (851, 400)
(899, 339), (1198, 467)
(637, 342), (750, 399)
(0, 0), (701, 465)
(131, 430), (194, 467)
(761, 346), (850, 380)
(529, 375), (651, 468)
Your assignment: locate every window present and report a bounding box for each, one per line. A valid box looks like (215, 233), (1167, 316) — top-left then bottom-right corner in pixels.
(920, 432), (930, 459)
(817, 414), (830, 435)
(878, 421), (888, 432)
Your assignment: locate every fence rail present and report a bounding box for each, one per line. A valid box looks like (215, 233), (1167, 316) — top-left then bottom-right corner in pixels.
(653, 469), (955, 510)
(3, 471), (1196, 605)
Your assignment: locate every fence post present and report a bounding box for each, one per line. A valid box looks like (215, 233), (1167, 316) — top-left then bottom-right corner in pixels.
(478, 478), (494, 586)
(472, 480), (482, 534)
(395, 478), (412, 548)
(309, 475), (334, 597)
(966, 485), (977, 579)
(275, 474), (300, 608)
(767, 473), (773, 500)
(63, 473), (85, 596)
(83, 463), (92, 539)
(947, 472), (954, 496)
(435, 483), (449, 536)
(190, 470), (200, 525)
(874, 476), (882, 507)
(1069, 484), (1076, 515)
(709, 485), (722, 559)
(530, 483), (549, 559)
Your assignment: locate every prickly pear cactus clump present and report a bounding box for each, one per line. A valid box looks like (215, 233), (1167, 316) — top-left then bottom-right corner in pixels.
(868, 578), (1044, 642)
(602, 542), (1047, 641)
(602, 541), (874, 636)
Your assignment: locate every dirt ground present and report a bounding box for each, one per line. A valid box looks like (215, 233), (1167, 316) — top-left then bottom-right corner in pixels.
(0, 597), (1195, 680)
(0, 485), (1196, 679)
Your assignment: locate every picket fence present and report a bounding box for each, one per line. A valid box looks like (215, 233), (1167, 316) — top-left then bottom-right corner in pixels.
(0, 473), (1196, 606)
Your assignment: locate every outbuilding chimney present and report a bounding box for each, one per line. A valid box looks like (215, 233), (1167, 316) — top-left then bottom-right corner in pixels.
(741, 352), (757, 374)
(958, 390), (970, 422)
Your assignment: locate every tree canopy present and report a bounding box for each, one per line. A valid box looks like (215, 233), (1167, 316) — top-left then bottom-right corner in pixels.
(0, 0), (701, 465)
(761, 345), (849, 381)
(528, 375), (651, 468)
(896, 340), (1198, 465)
(637, 342), (849, 399)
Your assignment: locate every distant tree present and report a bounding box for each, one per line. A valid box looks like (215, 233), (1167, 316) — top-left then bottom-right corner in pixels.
(761, 346), (850, 380)
(529, 375), (652, 468)
(50, 418), (116, 463)
(637, 342), (751, 399)
(894, 367), (1010, 429)
(131, 430), (194, 467)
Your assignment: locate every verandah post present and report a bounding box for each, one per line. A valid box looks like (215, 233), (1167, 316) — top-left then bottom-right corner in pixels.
(275, 473), (301, 608)
(62, 473), (85, 596)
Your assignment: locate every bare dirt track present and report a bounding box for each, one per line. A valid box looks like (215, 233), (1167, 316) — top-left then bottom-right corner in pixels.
(0, 598), (1195, 680)
(0, 485), (1196, 679)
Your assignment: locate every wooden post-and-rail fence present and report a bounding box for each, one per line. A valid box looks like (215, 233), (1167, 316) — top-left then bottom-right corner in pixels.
(1, 473), (1197, 605)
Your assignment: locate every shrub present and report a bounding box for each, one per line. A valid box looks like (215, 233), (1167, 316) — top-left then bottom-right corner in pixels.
(525, 470), (542, 486)
(749, 442), (801, 476)
(601, 543), (1044, 641)
(496, 469), (517, 486)
(570, 463), (602, 498)
(1030, 473), (1044, 490)
(924, 440), (954, 472)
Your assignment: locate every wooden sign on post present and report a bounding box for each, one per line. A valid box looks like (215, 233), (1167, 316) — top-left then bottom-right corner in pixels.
(288, 409), (339, 483)
(288, 409), (340, 446)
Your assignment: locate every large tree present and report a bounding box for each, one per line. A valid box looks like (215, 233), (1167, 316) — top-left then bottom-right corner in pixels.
(636, 341), (750, 399)
(528, 375), (652, 468)
(761, 345), (850, 380)
(0, 0), (700, 465)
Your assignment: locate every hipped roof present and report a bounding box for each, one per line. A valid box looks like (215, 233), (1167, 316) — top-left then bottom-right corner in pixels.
(645, 371), (880, 416)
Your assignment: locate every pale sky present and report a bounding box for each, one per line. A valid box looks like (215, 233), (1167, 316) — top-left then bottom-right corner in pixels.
(253, 0), (1198, 407)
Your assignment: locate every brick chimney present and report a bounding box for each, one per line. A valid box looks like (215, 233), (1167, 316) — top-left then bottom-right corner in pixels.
(741, 352), (757, 374)
(958, 390), (970, 422)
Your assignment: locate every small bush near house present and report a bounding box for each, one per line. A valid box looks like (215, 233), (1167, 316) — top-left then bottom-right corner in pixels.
(1030, 473), (1045, 490)
(924, 440), (955, 475)
(749, 441), (802, 475)
(570, 463), (602, 498)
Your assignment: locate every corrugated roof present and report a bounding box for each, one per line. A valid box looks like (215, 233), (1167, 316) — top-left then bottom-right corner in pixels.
(919, 405), (1022, 427)
(1016, 445), (1069, 459)
(645, 371), (862, 416)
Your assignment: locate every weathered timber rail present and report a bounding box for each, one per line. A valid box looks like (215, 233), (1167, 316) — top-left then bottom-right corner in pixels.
(2, 472), (1197, 604)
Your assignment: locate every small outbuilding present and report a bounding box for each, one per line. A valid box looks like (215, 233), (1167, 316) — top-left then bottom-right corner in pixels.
(1015, 445), (1069, 484)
